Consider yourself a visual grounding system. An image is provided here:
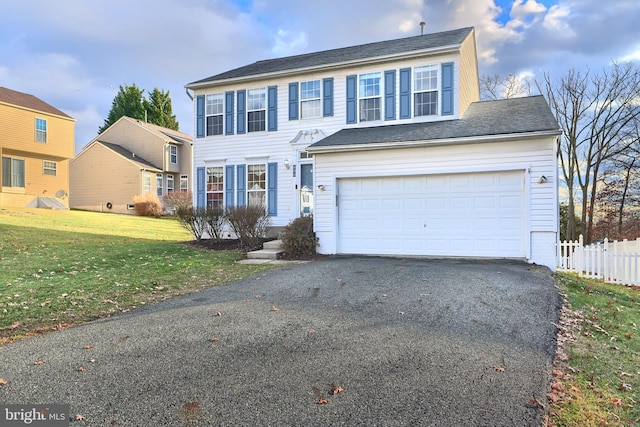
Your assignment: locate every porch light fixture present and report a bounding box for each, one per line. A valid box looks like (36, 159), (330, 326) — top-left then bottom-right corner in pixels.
(317, 184), (325, 191)
(284, 159), (290, 169)
(537, 175), (548, 184)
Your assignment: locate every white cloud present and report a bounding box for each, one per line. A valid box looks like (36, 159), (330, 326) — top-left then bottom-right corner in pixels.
(272, 29), (308, 56)
(543, 4), (572, 33)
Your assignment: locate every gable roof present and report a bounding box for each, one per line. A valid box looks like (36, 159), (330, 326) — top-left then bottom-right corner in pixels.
(117, 116), (192, 144)
(187, 27), (474, 87)
(306, 96), (561, 152)
(0, 86), (73, 119)
(98, 141), (161, 170)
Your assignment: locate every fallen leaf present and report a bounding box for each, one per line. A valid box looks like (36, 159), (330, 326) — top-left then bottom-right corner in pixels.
(317, 399), (329, 404)
(33, 361), (46, 365)
(530, 396), (545, 409)
(9, 321), (21, 329)
(331, 385), (344, 395)
(0, 378), (8, 386)
(83, 345), (94, 349)
(611, 398), (623, 407)
(552, 369), (565, 378)
(271, 306), (279, 312)
(77, 366), (85, 372)
(307, 329), (316, 334)
(547, 392), (562, 403)
(208, 337), (220, 342)
(625, 332), (633, 339)
(493, 366), (505, 372)
(75, 414), (85, 421)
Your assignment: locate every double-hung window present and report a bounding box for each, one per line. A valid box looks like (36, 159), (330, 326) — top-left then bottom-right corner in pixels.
(180, 175), (188, 191)
(359, 73), (382, 121)
(247, 88), (266, 132)
(247, 164), (266, 207)
(206, 94), (224, 135)
(300, 80), (321, 119)
(170, 145), (178, 164)
(143, 172), (151, 195)
(414, 65), (439, 116)
(43, 160), (57, 176)
(206, 167), (224, 210)
(35, 118), (47, 142)
(156, 173), (164, 197)
(167, 175), (174, 193)
(2, 157), (25, 188)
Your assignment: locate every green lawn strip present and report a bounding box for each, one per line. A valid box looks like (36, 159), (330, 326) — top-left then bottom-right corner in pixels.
(0, 209), (275, 343)
(551, 273), (640, 426)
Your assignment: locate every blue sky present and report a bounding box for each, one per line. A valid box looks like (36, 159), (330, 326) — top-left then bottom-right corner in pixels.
(1, 0), (639, 153)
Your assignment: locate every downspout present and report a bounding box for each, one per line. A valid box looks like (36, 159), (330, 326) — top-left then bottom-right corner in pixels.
(185, 88), (194, 101)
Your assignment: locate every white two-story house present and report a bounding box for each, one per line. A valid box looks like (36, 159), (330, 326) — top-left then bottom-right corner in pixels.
(186, 27), (561, 268)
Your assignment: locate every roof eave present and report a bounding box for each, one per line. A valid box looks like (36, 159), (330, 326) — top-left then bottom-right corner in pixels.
(185, 44), (462, 90)
(306, 129), (562, 154)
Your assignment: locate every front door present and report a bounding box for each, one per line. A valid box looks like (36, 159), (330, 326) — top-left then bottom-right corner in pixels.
(300, 163), (313, 216)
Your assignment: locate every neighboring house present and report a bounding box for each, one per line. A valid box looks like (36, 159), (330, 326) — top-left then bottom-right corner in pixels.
(185, 27), (562, 268)
(0, 87), (75, 209)
(70, 116), (193, 214)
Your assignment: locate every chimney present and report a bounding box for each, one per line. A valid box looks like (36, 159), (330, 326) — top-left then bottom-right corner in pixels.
(420, 21), (426, 35)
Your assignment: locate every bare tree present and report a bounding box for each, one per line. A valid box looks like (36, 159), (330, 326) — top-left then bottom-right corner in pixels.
(480, 73), (532, 101)
(538, 62), (640, 242)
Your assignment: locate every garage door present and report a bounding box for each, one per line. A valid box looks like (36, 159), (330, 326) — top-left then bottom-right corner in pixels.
(337, 170), (525, 257)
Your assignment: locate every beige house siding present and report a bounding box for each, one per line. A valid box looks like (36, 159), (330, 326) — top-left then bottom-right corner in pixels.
(458, 29), (480, 116)
(0, 94), (75, 208)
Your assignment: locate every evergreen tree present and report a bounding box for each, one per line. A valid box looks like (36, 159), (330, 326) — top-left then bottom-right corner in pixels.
(143, 88), (179, 130)
(98, 84), (146, 133)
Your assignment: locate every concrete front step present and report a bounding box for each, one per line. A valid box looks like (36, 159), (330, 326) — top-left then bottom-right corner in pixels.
(246, 239), (284, 260)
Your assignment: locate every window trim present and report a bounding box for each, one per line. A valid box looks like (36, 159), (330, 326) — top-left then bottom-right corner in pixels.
(169, 145), (178, 164)
(2, 156), (25, 188)
(205, 93), (224, 136)
(413, 64), (439, 117)
(35, 118), (47, 143)
(156, 173), (164, 197)
(143, 172), (152, 195)
(247, 88), (266, 132)
(358, 72), (382, 122)
(180, 174), (188, 192)
(206, 166), (224, 210)
(246, 163), (266, 208)
(300, 80), (321, 119)
(43, 160), (57, 177)
(167, 175), (174, 193)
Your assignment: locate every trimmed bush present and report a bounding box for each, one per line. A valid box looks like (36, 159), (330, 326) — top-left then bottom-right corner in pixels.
(176, 207), (208, 241)
(132, 194), (163, 217)
(281, 216), (317, 258)
(203, 208), (226, 240)
(225, 205), (270, 250)
(162, 191), (193, 214)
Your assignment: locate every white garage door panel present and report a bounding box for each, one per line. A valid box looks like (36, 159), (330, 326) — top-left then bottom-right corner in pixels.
(338, 171), (525, 257)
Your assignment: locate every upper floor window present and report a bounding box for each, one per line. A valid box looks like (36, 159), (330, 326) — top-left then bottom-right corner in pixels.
(2, 157), (25, 188)
(206, 93), (224, 135)
(247, 88), (266, 132)
(180, 175), (188, 191)
(43, 160), (57, 176)
(170, 145), (178, 164)
(35, 118), (47, 143)
(300, 80), (321, 119)
(414, 65), (438, 116)
(206, 166), (224, 210)
(247, 164), (266, 207)
(359, 73), (381, 122)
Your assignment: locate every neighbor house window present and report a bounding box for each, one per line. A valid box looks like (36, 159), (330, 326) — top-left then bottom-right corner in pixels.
(206, 93), (224, 135)
(300, 80), (321, 119)
(43, 160), (57, 176)
(156, 173), (163, 197)
(35, 118), (47, 142)
(180, 175), (188, 191)
(414, 65), (438, 116)
(170, 145), (178, 164)
(2, 157), (25, 188)
(143, 172), (151, 195)
(167, 175), (174, 193)
(359, 72), (382, 121)
(206, 166), (224, 210)
(247, 164), (266, 207)
(247, 88), (266, 132)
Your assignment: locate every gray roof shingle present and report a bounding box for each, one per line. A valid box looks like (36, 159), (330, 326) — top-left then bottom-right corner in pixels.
(99, 141), (160, 170)
(188, 27), (473, 86)
(307, 96), (561, 151)
(0, 86), (73, 119)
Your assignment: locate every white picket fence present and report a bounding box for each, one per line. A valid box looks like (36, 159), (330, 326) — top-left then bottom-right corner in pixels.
(557, 235), (640, 286)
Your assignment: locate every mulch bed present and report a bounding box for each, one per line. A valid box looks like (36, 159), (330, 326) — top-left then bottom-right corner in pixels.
(184, 238), (323, 261)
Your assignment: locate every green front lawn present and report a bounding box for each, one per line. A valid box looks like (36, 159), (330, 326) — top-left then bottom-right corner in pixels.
(0, 208), (274, 343)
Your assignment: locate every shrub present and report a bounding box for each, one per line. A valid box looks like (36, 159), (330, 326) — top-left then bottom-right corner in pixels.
(132, 194), (163, 217)
(176, 207), (208, 241)
(203, 208), (226, 240)
(162, 191), (193, 214)
(225, 205), (270, 250)
(281, 216), (317, 258)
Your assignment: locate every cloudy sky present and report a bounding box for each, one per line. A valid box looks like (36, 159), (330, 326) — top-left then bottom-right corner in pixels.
(1, 0), (639, 154)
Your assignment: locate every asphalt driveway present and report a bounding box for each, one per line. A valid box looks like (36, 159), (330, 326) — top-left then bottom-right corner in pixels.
(0, 257), (560, 426)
